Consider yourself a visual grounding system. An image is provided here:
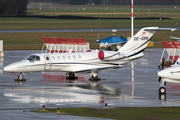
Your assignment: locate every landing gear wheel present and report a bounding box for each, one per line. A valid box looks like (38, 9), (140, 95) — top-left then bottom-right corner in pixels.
(15, 73), (26, 81)
(159, 87), (166, 94)
(66, 72), (78, 80)
(18, 73), (23, 80)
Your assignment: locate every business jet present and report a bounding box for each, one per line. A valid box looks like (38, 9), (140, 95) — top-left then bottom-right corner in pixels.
(158, 58), (180, 94)
(4, 27), (176, 82)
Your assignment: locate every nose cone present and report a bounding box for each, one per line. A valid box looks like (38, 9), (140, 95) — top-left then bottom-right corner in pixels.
(4, 65), (14, 72)
(157, 70), (164, 77)
(3, 62), (21, 72)
(157, 67), (171, 78)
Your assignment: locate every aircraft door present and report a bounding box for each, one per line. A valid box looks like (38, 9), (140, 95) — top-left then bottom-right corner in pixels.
(44, 55), (51, 70)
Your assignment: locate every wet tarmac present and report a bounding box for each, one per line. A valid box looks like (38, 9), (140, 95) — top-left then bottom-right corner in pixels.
(1, 49), (180, 119)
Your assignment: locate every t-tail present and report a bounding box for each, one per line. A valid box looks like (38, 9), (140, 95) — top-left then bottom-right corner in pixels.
(118, 27), (176, 59)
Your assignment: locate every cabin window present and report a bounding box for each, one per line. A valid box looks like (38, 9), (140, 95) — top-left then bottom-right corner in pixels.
(68, 56), (71, 60)
(25, 55), (41, 62)
(73, 55), (76, 60)
(57, 56), (60, 60)
(78, 55), (81, 60)
(46, 57), (49, 61)
(35, 56), (40, 61)
(62, 56), (66, 60)
(52, 56), (55, 61)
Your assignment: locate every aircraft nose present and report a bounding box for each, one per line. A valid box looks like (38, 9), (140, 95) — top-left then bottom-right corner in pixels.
(157, 70), (166, 77)
(3, 65), (12, 72)
(3, 64), (16, 72)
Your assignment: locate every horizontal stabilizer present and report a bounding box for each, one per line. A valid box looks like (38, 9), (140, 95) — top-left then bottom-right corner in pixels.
(171, 37), (180, 40)
(144, 28), (176, 32)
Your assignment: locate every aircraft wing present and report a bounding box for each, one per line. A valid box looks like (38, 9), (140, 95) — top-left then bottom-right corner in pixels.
(171, 37), (180, 40)
(75, 65), (123, 73)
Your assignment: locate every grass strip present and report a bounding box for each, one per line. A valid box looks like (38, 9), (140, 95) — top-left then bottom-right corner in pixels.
(1, 30), (178, 50)
(0, 17), (179, 30)
(31, 107), (180, 120)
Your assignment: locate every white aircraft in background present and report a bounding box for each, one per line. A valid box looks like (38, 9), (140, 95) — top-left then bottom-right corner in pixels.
(4, 27), (176, 82)
(158, 58), (180, 94)
(170, 37), (180, 41)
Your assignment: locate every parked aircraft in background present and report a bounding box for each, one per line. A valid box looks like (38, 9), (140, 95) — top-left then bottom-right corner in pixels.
(97, 35), (127, 50)
(4, 27), (176, 82)
(158, 58), (180, 94)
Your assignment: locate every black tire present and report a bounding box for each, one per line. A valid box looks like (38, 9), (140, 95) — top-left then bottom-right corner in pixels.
(159, 87), (166, 94)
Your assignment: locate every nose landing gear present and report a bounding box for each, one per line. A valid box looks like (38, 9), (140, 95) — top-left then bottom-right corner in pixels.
(159, 78), (167, 94)
(89, 70), (101, 82)
(159, 87), (166, 94)
(158, 80), (166, 101)
(15, 73), (26, 82)
(89, 75), (101, 82)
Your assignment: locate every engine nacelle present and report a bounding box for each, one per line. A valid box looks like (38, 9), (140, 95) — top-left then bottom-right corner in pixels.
(98, 51), (124, 60)
(98, 51), (104, 60)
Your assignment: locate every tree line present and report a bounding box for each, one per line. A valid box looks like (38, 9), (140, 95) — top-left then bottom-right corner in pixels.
(1, 0), (180, 16)
(28, 0), (101, 5)
(29, 0), (180, 5)
(0, 0), (27, 16)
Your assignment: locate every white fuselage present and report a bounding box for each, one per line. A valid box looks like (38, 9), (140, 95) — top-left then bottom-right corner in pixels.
(4, 50), (140, 73)
(158, 65), (180, 82)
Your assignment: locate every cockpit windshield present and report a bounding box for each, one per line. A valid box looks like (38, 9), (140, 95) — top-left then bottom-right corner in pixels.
(24, 55), (40, 61)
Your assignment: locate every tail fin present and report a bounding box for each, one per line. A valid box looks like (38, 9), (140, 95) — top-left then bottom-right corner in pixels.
(118, 27), (176, 54)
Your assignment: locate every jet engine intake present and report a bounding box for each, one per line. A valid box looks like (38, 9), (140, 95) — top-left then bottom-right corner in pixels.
(98, 51), (124, 60)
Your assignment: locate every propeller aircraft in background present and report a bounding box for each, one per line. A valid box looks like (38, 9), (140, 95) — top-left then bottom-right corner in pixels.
(97, 35), (127, 50)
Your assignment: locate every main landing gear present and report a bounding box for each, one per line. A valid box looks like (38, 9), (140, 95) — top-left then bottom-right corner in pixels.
(66, 72), (78, 81)
(89, 70), (101, 82)
(14, 73), (26, 85)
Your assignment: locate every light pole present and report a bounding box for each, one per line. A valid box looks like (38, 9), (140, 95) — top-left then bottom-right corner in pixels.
(131, 0), (134, 38)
